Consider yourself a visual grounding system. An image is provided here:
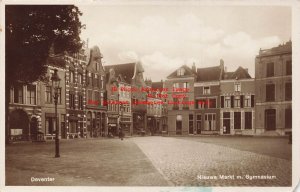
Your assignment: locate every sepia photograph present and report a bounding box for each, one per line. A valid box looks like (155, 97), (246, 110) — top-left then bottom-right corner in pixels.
(2, 1), (299, 192)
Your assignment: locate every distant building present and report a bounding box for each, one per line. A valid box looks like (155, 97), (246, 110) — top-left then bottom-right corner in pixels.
(255, 41), (292, 136)
(194, 61), (223, 135)
(145, 80), (168, 135)
(85, 46), (107, 138)
(220, 66), (255, 135)
(165, 64), (196, 135)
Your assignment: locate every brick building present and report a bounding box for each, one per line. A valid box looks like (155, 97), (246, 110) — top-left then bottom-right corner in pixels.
(194, 61), (223, 135)
(40, 55), (66, 140)
(165, 64), (196, 135)
(255, 41), (292, 136)
(220, 66), (255, 135)
(105, 64), (133, 136)
(64, 47), (88, 139)
(85, 46), (107, 138)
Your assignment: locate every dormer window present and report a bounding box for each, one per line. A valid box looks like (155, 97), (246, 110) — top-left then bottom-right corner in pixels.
(177, 68), (185, 76)
(234, 82), (241, 92)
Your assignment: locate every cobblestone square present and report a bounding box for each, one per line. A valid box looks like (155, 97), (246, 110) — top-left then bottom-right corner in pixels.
(6, 136), (291, 186)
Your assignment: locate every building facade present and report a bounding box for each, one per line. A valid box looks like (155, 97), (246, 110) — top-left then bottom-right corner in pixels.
(255, 41), (292, 136)
(40, 55), (66, 140)
(8, 82), (42, 141)
(85, 46), (107, 138)
(64, 48), (88, 139)
(165, 64), (196, 135)
(194, 61), (224, 135)
(220, 67), (255, 135)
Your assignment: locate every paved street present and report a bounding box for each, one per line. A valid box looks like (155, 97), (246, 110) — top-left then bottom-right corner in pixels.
(132, 136), (291, 186)
(6, 136), (291, 186)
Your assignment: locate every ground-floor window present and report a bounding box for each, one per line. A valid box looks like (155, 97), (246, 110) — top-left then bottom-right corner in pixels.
(234, 112), (241, 129)
(176, 115), (182, 135)
(189, 114), (193, 134)
(265, 109), (276, 130)
(45, 116), (56, 135)
(245, 112), (252, 129)
(285, 108), (292, 128)
(204, 113), (216, 131)
(69, 121), (77, 133)
(196, 115), (201, 134)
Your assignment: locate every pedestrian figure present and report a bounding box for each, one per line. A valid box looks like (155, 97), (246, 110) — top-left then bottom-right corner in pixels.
(119, 127), (124, 140)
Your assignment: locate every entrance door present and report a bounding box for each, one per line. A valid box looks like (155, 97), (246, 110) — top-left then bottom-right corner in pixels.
(223, 119), (230, 134)
(265, 109), (276, 130)
(196, 121), (201, 134)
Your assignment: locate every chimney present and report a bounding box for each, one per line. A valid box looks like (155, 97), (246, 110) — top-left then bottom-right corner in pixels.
(192, 62), (196, 73)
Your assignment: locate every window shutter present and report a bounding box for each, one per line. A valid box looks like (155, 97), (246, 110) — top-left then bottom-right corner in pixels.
(240, 95), (244, 108)
(251, 95), (255, 107)
(221, 96), (224, 108)
(231, 96), (234, 108)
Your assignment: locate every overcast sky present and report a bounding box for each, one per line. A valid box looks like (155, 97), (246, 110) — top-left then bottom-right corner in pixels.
(78, 4), (291, 81)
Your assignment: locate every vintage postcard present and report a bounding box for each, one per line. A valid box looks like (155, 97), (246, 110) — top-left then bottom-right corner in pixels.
(1, 0), (299, 192)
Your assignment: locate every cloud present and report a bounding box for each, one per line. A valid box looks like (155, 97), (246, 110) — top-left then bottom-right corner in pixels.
(118, 51), (139, 62)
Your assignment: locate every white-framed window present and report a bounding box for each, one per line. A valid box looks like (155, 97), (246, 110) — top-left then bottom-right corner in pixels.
(203, 86), (210, 95)
(234, 96), (240, 107)
(234, 82), (241, 92)
(244, 95), (251, 107)
(183, 82), (189, 89)
(177, 68), (185, 76)
(173, 82), (180, 88)
(225, 96), (231, 108)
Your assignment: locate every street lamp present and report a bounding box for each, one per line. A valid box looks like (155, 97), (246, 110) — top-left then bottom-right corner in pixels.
(51, 69), (61, 158)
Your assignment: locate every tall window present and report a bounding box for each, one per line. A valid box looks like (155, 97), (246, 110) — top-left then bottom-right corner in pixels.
(203, 86), (210, 95)
(88, 90), (93, 101)
(14, 84), (23, 104)
(94, 91), (100, 103)
(78, 73), (83, 84)
(27, 85), (36, 105)
(45, 117), (56, 135)
(285, 108), (292, 128)
(266, 84), (275, 101)
(225, 96), (231, 108)
(70, 70), (74, 83)
(78, 95), (83, 110)
(100, 76), (104, 89)
(244, 95), (251, 107)
(234, 96), (240, 108)
(183, 82), (189, 89)
(234, 82), (241, 92)
(57, 88), (62, 104)
(266, 62), (274, 77)
(245, 112), (252, 129)
(173, 98), (179, 110)
(45, 86), (52, 103)
(182, 97), (189, 110)
(208, 98), (216, 108)
(285, 82), (292, 101)
(69, 93), (75, 109)
(286, 60), (292, 75)
(95, 74), (98, 87)
(189, 114), (194, 134)
(196, 99), (206, 109)
(173, 82), (180, 88)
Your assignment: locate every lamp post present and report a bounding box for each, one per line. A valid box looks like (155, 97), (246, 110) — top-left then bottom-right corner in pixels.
(51, 69), (61, 158)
